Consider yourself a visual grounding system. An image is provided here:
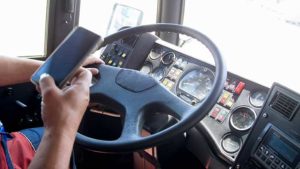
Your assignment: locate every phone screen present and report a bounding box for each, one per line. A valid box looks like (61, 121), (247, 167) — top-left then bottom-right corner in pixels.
(32, 27), (101, 87)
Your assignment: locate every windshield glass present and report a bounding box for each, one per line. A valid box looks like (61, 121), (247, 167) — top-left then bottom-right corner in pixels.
(79, 0), (157, 36)
(183, 0), (300, 93)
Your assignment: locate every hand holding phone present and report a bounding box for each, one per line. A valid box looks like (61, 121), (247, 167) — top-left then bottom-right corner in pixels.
(31, 26), (102, 88)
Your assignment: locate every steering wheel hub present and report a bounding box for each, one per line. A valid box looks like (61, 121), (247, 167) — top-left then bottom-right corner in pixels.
(116, 69), (157, 93)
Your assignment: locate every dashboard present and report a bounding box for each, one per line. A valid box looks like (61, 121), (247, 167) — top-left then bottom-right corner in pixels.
(100, 34), (271, 165)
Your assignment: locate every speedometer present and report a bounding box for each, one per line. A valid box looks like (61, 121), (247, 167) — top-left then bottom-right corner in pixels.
(178, 67), (214, 102)
(230, 106), (257, 131)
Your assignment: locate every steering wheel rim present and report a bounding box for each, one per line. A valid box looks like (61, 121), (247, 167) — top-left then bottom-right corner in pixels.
(76, 23), (227, 152)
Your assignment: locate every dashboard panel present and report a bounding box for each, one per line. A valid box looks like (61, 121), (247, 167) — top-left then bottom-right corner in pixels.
(140, 40), (270, 163)
(234, 83), (300, 169)
(100, 35), (271, 164)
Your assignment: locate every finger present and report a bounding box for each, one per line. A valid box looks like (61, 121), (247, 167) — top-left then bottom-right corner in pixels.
(87, 68), (99, 75)
(39, 73), (60, 99)
(83, 55), (103, 66)
(71, 69), (92, 89)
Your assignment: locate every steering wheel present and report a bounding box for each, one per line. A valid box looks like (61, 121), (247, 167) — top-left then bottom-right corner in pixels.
(76, 23), (227, 152)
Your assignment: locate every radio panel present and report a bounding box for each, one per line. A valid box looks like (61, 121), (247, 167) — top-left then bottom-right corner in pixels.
(253, 125), (300, 169)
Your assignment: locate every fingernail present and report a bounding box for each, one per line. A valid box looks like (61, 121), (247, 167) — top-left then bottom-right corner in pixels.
(40, 73), (50, 80)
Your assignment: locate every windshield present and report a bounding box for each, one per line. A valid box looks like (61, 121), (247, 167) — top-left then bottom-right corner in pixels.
(79, 0), (157, 36)
(183, 0), (300, 93)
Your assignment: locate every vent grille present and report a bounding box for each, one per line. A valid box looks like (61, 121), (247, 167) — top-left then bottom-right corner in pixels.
(270, 92), (299, 120)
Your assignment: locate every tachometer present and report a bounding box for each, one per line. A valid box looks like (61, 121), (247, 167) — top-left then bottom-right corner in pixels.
(178, 67), (214, 102)
(230, 106), (256, 131)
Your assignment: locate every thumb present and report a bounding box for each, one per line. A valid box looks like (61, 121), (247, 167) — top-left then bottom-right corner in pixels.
(39, 73), (59, 99)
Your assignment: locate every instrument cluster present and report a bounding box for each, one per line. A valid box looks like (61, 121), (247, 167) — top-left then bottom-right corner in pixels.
(140, 40), (216, 105)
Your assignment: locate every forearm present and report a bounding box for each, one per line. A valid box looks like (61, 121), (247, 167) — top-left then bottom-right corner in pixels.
(0, 56), (42, 86)
(28, 129), (76, 169)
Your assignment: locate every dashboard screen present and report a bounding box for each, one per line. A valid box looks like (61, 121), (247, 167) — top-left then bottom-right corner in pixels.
(267, 132), (298, 163)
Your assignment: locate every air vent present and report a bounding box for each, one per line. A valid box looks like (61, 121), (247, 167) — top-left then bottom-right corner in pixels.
(270, 92), (299, 120)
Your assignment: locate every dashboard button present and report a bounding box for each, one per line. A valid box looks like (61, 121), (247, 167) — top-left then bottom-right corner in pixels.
(108, 59), (113, 65)
(219, 97), (227, 105)
(266, 159), (272, 165)
(259, 145), (265, 151)
(280, 163), (286, 169)
(261, 155), (267, 161)
(275, 158), (280, 164)
(234, 82), (245, 95)
(264, 149), (269, 156)
(228, 81), (237, 92)
(216, 110), (229, 122)
(271, 164), (277, 169)
(118, 61), (123, 67)
(121, 53), (127, 58)
(225, 99), (234, 109)
(210, 107), (221, 119)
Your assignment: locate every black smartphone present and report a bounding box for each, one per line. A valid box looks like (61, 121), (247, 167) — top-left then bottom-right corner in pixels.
(31, 26), (102, 88)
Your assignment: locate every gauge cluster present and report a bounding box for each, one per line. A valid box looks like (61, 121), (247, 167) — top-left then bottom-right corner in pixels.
(139, 40), (269, 164)
(140, 40), (216, 105)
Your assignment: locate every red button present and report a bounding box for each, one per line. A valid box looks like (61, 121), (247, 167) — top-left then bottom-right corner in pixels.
(234, 82), (245, 95)
(210, 107), (221, 119)
(219, 97), (227, 105)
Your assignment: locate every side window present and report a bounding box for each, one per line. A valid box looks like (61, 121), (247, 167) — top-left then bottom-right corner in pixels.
(0, 0), (48, 57)
(79, 0), (157, 36)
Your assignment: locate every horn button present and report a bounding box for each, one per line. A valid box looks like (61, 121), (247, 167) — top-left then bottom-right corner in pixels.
(116, 69), (158, 92)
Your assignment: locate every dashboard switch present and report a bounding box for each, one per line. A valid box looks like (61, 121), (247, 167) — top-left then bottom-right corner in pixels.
(210, 107), (221, 119)
(225, 99), (234, 109)
(235, 82), (245, 95)
(228, 81), (237, 92)
(216, 110), (229, 122)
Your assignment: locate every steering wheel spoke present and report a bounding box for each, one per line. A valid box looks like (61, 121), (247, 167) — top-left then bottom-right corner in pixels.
(119, 107), (143, 140)
(143, 83), (193, 120)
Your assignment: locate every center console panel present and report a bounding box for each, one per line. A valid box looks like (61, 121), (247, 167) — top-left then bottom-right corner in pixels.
(234, 83), (300, 169)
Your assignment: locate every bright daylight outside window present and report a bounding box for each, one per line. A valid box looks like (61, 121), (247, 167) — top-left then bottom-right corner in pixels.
(183, 0), (300, 93)
(0, 0), (47, 57)
(79, 0), (157, 37)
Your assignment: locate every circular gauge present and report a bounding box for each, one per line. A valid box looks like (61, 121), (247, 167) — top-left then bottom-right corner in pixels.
(178, 67), (215, 102)
(140, 63), (153, 74)
(149, 51), (162, 60)
(151, 67), (165, 81)
(230, 106), (257, 131)
(249, 90), (268, 107)
(149, 47), (164, 60)
(221, 134), (242, 153)
(161, 52), (176, 65)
